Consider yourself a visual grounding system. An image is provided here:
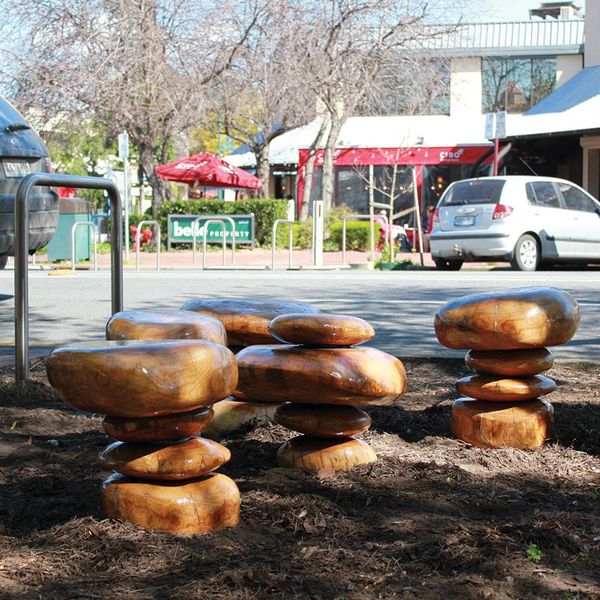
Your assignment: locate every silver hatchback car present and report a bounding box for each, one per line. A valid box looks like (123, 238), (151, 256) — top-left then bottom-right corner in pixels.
(429, 175), (600, 271)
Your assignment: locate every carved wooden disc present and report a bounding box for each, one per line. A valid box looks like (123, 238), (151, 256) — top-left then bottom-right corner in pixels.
(100, 472), (240, 534)
(97, 436), (230, 480)
(276, 435), (377, 471)
(103, 407), (214, 442)
(46, 340), (238, 417)
(236, 345), (407, 406)
(268, 313), (375, 346)
(452, 398), (554, 449)
(434, 286), (580, 350)
(465, 348), (554, 377)
(180, 298), (321, 346)
(274, 403), (371, 437)
(456, 374), (556, 402)
(106, 309), (227, 345)
(204, 399), (280, 438)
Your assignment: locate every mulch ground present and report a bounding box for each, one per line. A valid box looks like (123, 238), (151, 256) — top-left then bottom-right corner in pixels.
(0, 358), (599, 599)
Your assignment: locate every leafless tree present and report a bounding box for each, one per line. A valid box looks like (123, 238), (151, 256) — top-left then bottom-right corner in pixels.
(296, 0), (464, 214)
(204, 1), (317, 197)
(0, 0), (267, 215)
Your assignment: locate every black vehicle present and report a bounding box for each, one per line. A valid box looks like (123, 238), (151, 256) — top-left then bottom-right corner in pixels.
(0, 97), (58, 269)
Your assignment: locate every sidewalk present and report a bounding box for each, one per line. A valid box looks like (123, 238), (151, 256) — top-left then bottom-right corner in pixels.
(9, 248), (501, 271)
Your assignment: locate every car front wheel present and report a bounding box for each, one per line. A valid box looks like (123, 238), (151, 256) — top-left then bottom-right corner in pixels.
(511, 234), (539, 271)
(434, 258), (463, 271)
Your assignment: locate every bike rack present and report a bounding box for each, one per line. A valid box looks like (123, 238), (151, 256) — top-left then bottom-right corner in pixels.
(135, 220), (161, 272)
(341, 214), (388, 265)
(15, 173), (123, 384)
(272, 219), (294, 270)
(192, 216), (236, 268)
(71, 221), (98, 272)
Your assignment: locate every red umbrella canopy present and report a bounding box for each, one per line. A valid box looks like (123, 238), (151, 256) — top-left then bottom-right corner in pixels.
(156, 152), (262, 190)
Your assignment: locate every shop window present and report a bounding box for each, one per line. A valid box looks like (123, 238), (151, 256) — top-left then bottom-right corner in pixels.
(482, 57), (557, 113)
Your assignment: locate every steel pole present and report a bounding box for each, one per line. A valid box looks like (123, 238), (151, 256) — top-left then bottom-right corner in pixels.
(15, 173), (123, 383)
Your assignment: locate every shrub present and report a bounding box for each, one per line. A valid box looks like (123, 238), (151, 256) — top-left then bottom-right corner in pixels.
(328, 221), (380, 251)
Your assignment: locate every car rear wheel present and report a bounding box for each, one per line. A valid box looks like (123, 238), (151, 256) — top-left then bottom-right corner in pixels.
(434, 258), (463, 271)
(511, 234), (539, 271)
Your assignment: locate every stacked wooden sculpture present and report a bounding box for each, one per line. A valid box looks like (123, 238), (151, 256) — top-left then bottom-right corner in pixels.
(181, 298), (322, 435)
(46, 337), (240, 534)
(235, 313), (408, 471)
(435, 286), (580, 449)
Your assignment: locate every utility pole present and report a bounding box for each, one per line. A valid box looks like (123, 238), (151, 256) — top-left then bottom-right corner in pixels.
(118, 132), (130, 259)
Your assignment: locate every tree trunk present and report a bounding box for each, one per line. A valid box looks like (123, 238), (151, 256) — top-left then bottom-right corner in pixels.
(321, 113), (343, 212)
(300, 118), (327, 221)
(255, 144), (270, 198)
(139, 144), (173, 217)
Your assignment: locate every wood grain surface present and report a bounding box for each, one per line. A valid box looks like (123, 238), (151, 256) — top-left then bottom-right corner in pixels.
(236, 345), (407, 406)
(276, 435), (377, 471)
(465, 348), (554, 376)
(452, 398), (554, 449)
(97, 436), (231, 479)
(434, 287), (580, 350)
(46, 340), (238, 417)
(268, 313), (375, 346)
(106, 309), (227, 345)
(100, 472), (240, 534)
(274, 403), (371, 437)
(103, 407), (214, 442)
(456, 374), (556, 401)
(180, 298), (320, 346)
(204, 399), (280, 437)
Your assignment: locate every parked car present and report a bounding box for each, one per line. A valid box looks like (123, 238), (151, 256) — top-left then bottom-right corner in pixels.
(0, 97), (58, 269)
(429, 175), (600, 271)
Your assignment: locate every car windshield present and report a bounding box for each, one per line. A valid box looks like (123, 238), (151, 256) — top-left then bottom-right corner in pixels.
(441, 180), (505, 206)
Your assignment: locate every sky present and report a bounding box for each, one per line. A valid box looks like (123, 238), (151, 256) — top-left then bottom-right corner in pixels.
(457, 0), (586, 22)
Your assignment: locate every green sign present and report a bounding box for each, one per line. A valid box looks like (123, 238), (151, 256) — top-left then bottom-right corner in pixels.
(167, 214), (255, 249)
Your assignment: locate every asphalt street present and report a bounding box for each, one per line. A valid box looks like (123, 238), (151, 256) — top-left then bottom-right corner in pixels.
(0, 268), (599, 361)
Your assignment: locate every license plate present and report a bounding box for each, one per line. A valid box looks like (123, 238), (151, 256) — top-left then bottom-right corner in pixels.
(454, 215), (475, 226)
(3, 160), (31, 177)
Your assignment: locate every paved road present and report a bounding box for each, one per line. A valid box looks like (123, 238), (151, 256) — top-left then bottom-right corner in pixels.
(0, 268), (599, 361)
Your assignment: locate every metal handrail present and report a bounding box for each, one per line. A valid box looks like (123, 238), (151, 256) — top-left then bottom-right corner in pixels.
(15, 173), (123, 383)
(192, 216), (236, 266)
(272, 219), (294, 270)
(71, 221), (98, 272)
(342, 214), (387, 265)
(135, 220), (161, 271)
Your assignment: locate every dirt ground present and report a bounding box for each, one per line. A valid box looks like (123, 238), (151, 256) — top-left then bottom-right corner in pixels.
(0, 357), (599, 600)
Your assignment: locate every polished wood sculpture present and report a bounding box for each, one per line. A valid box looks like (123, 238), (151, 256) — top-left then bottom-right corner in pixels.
(103, 407), (214, 442)
(268, 313), (375, 346)
(100, 472), (240, 534)
(434, 286), (580, 350)
(236, 345), (407, 406)
(274, 403), (371, 437)
(452, 398), (554, 449)
(436, 287), (579, 449)
(46, 335), (241, 534)
(106, 309), (227, 345)
(456, 374), (556, 402)
(277, 436), (377, 471)
(46, 340), (238, 417)
(180, 298), (321, 346)
(204, 399), (280, 437)
(465, 348), (554, 376)
(233, 312), (404, 471)
(98, 437), (231, 480)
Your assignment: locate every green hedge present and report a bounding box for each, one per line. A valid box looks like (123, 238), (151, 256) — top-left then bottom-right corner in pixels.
(155, 198), (289, 246)
(328, 221), (379, 251)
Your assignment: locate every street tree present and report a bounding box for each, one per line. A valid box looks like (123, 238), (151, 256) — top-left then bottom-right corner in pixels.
(0, 0), (267, 215)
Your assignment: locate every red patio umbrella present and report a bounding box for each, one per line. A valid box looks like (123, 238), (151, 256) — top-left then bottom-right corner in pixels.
(156, 151), (262, 190)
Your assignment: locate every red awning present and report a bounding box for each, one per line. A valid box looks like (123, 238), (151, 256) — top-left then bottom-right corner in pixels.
(156, 152), (262, 190)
